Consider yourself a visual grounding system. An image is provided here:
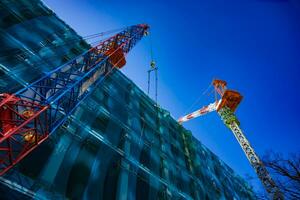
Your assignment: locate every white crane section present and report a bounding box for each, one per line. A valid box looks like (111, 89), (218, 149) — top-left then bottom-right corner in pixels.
(178, 100), (220, 124)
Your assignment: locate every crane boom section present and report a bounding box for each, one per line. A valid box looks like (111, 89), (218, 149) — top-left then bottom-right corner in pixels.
(0, 24), (149, 176)
(178, 100), (220, 123)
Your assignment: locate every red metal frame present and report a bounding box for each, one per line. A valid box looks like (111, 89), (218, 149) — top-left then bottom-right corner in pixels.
(213, 79), (243, 112)
(213, 79), (227, 96)
(0, 24), (149, 176)
(0, 94), (49, 175)
(216, 90), (243, 112)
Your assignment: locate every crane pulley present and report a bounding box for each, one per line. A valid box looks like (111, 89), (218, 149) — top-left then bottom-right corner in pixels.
(178, 79), (283, 200)
(0, 24), (149, 176)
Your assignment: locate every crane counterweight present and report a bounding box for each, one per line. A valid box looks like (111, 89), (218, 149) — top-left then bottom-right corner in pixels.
(216, 90), (243, 112)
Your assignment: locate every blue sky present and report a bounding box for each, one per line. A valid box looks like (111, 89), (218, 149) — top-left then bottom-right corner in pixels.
(43, 0), (300, 191)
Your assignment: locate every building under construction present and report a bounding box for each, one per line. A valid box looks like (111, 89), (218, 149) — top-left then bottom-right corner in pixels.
(0, 0), (256, 199)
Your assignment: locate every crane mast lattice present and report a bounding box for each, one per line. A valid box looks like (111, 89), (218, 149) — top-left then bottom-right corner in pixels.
(0, 24), (149, 176)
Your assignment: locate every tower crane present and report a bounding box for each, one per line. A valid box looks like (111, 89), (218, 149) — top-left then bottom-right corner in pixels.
(0, 24), (149, 176)
(178, 80), (283, 199)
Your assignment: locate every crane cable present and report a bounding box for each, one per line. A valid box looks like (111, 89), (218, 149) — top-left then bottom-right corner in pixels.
(0, 27), (125, 59)
(141, 30), (159, 145)
(182, 83), (213, 116)
(0, 26), (125, 87)
(147, 30), (158, 104)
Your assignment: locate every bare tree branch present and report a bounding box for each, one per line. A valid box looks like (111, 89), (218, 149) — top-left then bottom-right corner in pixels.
(260, 151), (300, 199)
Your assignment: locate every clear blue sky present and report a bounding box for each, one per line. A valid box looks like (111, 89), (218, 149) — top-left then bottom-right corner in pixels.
(43, 0), (300, 191)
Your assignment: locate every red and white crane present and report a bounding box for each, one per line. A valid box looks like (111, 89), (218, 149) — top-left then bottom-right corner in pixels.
(178, 80), (283, 199)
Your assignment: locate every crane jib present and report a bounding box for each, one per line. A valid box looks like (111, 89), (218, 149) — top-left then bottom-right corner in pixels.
(0, 24), (149, 176)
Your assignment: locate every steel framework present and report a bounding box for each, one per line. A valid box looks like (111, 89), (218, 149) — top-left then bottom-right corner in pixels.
(218, 107), (283, 199)
(178, 80), (283, 199)
(0, 24), (149, 175)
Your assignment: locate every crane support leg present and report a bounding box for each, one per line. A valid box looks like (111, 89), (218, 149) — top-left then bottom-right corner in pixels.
(218, 107), (283, 200)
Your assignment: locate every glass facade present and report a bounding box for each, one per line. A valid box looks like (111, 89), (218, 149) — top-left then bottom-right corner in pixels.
(0, 0), (89, 93)
(0, 0), (256, 199)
